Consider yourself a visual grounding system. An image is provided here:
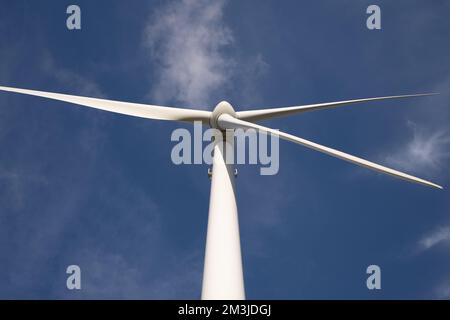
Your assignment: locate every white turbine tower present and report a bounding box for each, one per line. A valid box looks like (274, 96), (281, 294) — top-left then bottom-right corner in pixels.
(0, 86), (443, 300)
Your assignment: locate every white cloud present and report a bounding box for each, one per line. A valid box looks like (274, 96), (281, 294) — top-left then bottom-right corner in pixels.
(238, 53), (270, 106)
(0, 171), (48, 210)
(41, 52), (106, 98)
(418, 225), (450, 250)
(62, 249), (202, 299)
(143, 0), (234, 107)
(385, 121), (450, 175)
(435, 283), (450, 299)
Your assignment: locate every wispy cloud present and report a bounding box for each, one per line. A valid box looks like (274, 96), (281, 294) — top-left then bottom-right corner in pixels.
(238, 53), (270, 107)
(385, 121), (450, 175)
(0, 171), (48, 210)
(434, 282), (450, 299)
(418, 225), (450, 251)
(143, 0), (234, 107)
(57, 248), (202, 299)
(41, 53), (106, 98)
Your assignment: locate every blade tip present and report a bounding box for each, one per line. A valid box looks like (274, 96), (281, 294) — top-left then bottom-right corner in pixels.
(430, 183), (443, 190)
(411, 92), (440, 97)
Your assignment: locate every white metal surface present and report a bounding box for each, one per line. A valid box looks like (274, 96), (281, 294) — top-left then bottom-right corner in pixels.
(0, 86), (211, 123)
(236, 93), (438, 122)
(218, 114), (442, 189)
(201, 133), (245, 300)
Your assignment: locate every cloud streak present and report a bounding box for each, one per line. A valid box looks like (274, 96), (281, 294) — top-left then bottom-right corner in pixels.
(434, 282), (450, 299)
(385, 121), (450, 176)
(418, 225), (450, 251)
(41, 52), (106, 98)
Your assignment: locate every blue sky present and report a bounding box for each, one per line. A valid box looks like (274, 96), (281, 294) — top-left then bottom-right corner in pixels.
(0, 0), (449, 299)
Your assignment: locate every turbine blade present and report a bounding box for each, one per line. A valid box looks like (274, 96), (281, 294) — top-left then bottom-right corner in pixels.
(218, 114), (443, 189)
(236, 93), (439, 122)
(0, 85), (211, 123)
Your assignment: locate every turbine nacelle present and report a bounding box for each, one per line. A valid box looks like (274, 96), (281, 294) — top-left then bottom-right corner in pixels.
(210, 101), (236, 129)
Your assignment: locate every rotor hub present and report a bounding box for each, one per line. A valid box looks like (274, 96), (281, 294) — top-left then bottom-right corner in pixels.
(210, 101), (236, 129)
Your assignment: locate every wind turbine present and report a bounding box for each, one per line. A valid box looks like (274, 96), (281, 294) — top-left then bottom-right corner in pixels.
(0, 85), (442, 300)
